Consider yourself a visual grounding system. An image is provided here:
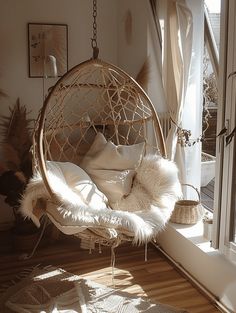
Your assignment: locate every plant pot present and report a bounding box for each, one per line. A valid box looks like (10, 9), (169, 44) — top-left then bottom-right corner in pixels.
(203, 218), (213, 241)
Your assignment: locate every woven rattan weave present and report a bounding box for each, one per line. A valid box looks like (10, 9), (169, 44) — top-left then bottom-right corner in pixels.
(32, 58), (167, 246)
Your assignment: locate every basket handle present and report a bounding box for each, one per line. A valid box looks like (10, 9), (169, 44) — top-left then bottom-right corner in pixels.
(181, 183), (200, 201)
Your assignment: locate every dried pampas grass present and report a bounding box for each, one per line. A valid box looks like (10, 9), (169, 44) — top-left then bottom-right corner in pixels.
(136, 58), (150, 91)
(0, 98), (33, 178)
(0, 143), (21, 171)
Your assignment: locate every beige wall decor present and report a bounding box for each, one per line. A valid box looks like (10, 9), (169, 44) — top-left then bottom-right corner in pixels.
(124, 10), (132, 45)
(28, 23), (68, 77)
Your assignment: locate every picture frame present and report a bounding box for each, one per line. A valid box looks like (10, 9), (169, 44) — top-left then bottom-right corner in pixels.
(28, 23), (68, 78)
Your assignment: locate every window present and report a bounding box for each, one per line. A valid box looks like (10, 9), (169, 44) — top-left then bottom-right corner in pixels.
(156, 0), (236, 261)
(201, 0), (221, 212)
(202, 0), (236, 261)
(216, 0), (236, 259)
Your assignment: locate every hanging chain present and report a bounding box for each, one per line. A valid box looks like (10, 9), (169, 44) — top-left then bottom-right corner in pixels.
(91, 0), (99, 59)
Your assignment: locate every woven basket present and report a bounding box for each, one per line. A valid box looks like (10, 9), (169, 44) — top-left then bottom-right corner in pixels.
(170, 184), (205, 224)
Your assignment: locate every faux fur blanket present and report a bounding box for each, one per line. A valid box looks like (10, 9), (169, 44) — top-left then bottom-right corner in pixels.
(20, 155), (181, 244)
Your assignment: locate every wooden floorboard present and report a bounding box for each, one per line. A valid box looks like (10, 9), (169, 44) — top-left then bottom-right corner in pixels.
(0, 236), (222, 313)
(201, 178), (215, 211)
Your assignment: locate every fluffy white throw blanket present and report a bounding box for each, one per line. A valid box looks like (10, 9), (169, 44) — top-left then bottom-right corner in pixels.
(20, 155), (181, 243)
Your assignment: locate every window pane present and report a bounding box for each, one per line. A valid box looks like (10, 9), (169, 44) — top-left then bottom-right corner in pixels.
(201, 1), (221, 213)
(201, 31), (219, 212)
(205, 0), (221, 51)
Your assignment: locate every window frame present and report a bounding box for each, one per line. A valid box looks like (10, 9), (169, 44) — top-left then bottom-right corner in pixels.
(212, 0), (236, 262)
(211, 0), (229, 249)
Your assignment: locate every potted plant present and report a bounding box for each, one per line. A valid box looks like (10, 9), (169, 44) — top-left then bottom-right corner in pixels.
(0, 98), (39, 251)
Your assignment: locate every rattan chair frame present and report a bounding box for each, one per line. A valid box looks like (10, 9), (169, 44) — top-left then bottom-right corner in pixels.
(32, 58), (167, 245)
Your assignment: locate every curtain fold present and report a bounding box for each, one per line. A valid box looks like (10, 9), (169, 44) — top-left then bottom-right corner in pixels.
(163, 0), (204, 197)
(165, 0), (193, 161)
(146, 0), (167, 113)
(148, 1), (204, 197)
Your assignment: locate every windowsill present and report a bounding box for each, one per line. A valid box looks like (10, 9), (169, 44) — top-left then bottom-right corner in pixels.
(168, 220), (236, 264)
(169, 221), (216, 254)
(157, 220), (236, 312)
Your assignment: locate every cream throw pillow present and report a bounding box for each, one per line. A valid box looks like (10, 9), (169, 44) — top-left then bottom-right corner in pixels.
(80, 133), (145, 206)
(45, 161), (108, 234)
(46, 161), (107, 209)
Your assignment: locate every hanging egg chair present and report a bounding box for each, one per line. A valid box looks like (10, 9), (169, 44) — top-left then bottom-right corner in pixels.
(20, 0), (181, 251)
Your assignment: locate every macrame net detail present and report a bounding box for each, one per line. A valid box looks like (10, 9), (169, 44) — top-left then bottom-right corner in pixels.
(32, 58), (166, 247)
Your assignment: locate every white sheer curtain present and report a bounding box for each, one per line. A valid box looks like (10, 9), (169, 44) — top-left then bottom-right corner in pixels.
(165, 0), (193, 161)
(147, 0), (204, 196)
(162, 0), (204, 197)
(147, 0), (166, 114)
(146, 0), (168, 153)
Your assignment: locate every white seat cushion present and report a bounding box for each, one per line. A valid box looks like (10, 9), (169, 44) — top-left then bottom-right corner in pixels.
(46, 161), (107, 211)
(20, 161), (108, 233)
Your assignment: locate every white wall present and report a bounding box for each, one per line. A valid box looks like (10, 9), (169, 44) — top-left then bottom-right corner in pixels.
(117, 0), (167, 113)
(0, 0), (118, 225)
(117, 0), (148, 78)
(0, 0), (118, 119)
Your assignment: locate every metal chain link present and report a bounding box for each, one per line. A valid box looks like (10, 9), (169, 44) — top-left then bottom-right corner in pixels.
(91, 0), (99, 58)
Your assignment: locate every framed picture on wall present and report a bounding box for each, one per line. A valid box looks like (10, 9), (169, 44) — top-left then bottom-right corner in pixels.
(28, 23), (68, 78)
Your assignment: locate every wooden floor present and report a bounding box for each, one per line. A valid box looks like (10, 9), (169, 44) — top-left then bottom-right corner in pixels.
(0, 236), (222, 313)
(201, 178), (215, 211)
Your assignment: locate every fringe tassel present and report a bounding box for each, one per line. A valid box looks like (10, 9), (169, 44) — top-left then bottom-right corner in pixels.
(18, 216), (48, 261)
(111, 246), (116, 287)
